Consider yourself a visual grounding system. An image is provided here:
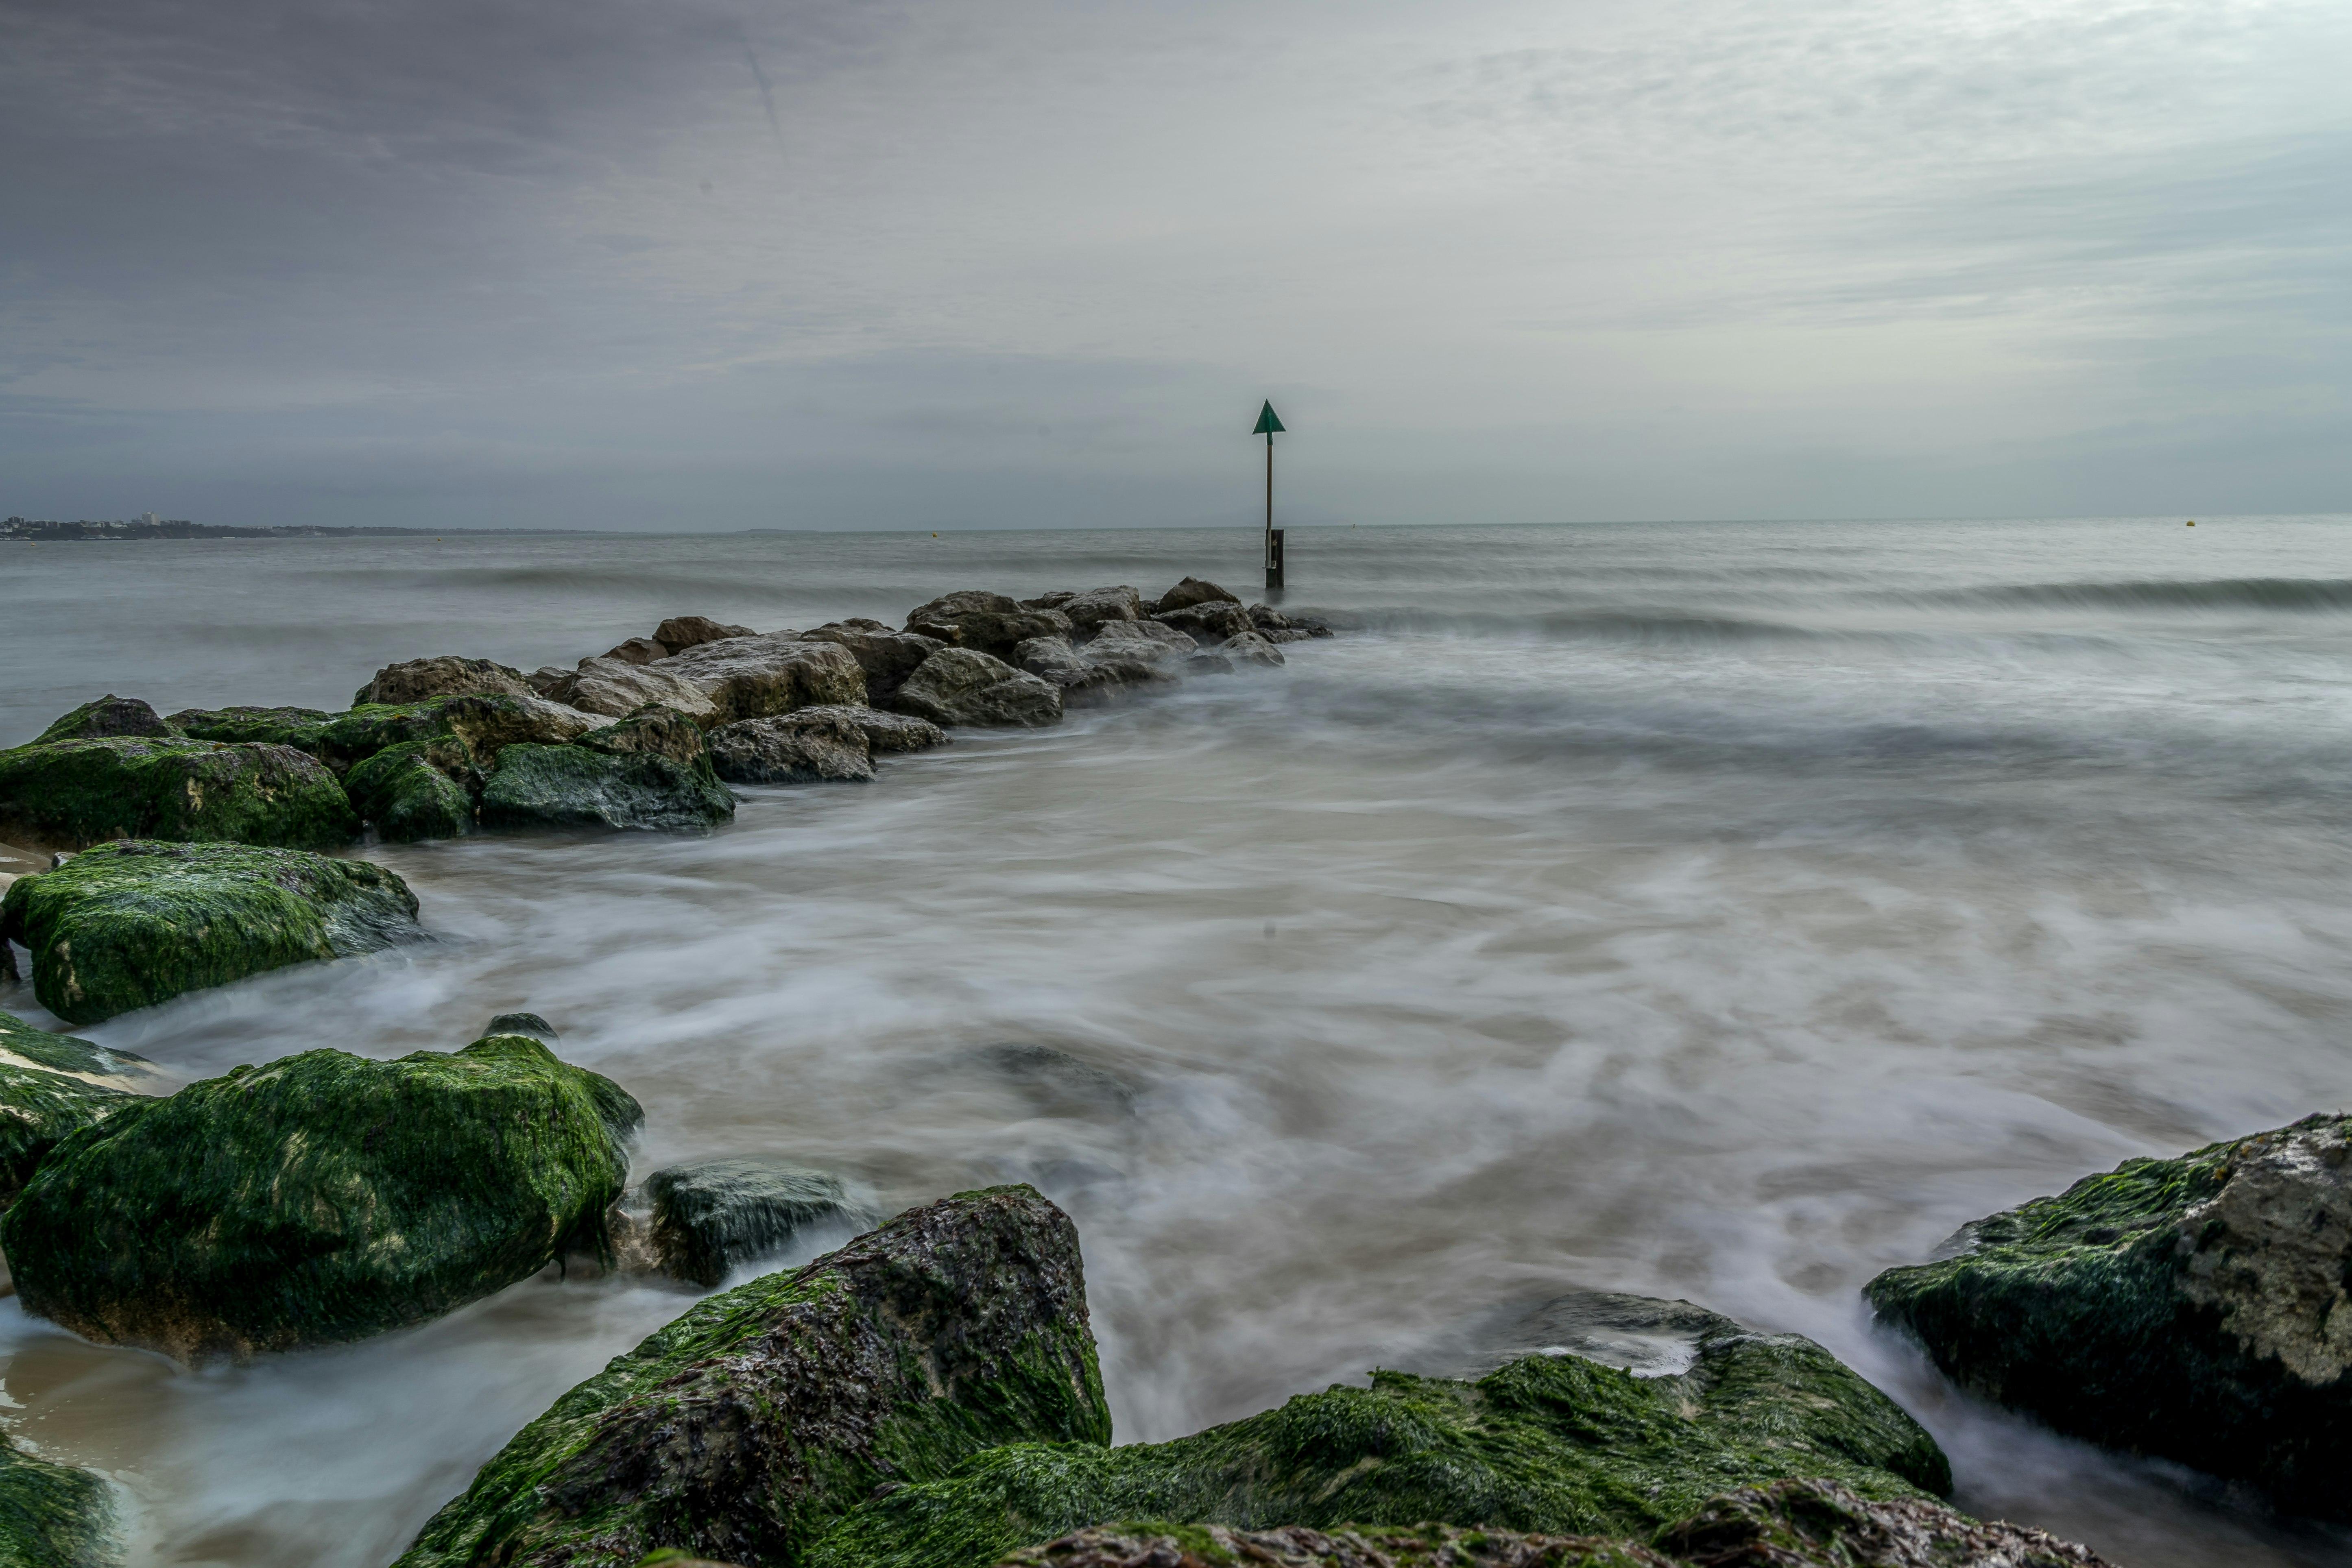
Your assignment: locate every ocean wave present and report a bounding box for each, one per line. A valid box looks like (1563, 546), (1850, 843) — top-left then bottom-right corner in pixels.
(1913, 578), (2352, 613)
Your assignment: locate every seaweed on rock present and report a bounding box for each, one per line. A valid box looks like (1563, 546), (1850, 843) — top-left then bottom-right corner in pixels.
(479, 743), (735, 833)
(0, 1437), (116, 1568)
(393, 1185), (1110, 1568)
(1, 1032), (640, 1363)
(345, 741), (477, 842)
(0, 735), (356, 852)
(0, 840), (421, 1025)
(0, 1059), (145, 1208)
(0, 1011), (153, 1084)
(998, 1522), (1675, 1568)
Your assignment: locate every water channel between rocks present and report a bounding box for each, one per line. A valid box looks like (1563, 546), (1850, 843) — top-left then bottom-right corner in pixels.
(3, 519), (2351, 1567)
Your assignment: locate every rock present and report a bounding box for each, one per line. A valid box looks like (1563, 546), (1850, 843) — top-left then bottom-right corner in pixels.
(1248, 604), (1333, 641)
(485, 1011), (558, 1041)
(391, 1185), (1111, 1568)
(0, 840), (421, 1025)
(890, 649), (1065, 728)
(652, 616), (756, 653)
(811, 1290), (1950, 1568)
(997, 1523), (1676, 1568)
(1185, 654), (1235, 676)
(479, 740), (736, 834)
(30, 695), (181, 744)
(1156, 576), (1241, 614)
(903, 592), (1076, 661)
(1012, 635), (1087, 679)
(814, 706), (949, 754)
(0, 1057), (145, 1209)
(1658, 1479), (2116, 1568)
(1865, 1111), (2352, 1520)
(2, 1032), (640, 1363)
(602, 637), (671, 667)
(314, 693), (604, 774)
(353, 656), (534, 708)
(542, 658), (720, 725)
(1020, 591), (1077, 610)
(526, 666), (570, 694)
(1154, 601), (1254, 642)
(707, 711), (875, 784)
(167, 704), (338, 745)
(1087, 619), (1198, 652)
(801, 624), (948, 703)
(575, 705), (712, 768)
(644, 1157), (880, 1287)
(0, 735), (357, 852)
(1015, 637), (1177, 708)
(654, 635), (868, 724)
(0, 1439), (116, 1568)
(0, 1011), (154, 1085)
(1217, 631), (1286, 667)
(345, 741), (475, 842)
(1056, 586), (1144, 634)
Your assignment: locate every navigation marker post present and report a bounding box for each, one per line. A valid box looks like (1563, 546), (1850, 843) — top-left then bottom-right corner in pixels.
(1254, 399), (1286, 591)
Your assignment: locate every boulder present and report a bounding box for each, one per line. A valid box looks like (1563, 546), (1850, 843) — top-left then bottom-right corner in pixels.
(890, 649), (1064, 729)
(654, 635), (868, 724)
(479, 741), (735, 835)
(2, 1032), (640, 1363)
(0, 1011), (155, 1085)
(0, 735), (356, 852)
(309, 693), (603, 775)
(707, 711), (875, 784)
(652, 615), (756, 653)
(391, 1185), (1111, 1568)
(1865, 1111), (2352, 1520)
(0, 840), (421, 1025)
(574, 705), (712, 768)
(1185, 653), (1235, 677)
(1019, 591), (1078, 610)
(0, 1439), (115, 1568)
(1087, 619), (1198, 652)
(1056, 586), (1143, 634)
(1217, 631), (1286, 667)
(811, 1290), (1950, 1568)
(345, 741), (475, 842)
(643, 1157), (880, 1287)
(1657, 1479), (2114, 1568)
(485, 1011), (559, 1042)
(1014, 637), (1177, 708)
(167, 704), (337, 746)
(903, 592), (1076, 661)
(1154, 601), (1254, 642)
(1248, 603), (1333, 641)
(353, 656), (533, 708)
(1012, 635), (1088, 681)
(1156, 576), (1241, 614)
(541, 658), (720, 725)
(800, 624), (947, 703)
(999, 1523), (1676, 1568)
(526, 666), (570, 694)
(29, 695), (181, 744)
(818, 706), (950, 754)
(602, 637), (671, 667)
(0, 1058), (145, 1209)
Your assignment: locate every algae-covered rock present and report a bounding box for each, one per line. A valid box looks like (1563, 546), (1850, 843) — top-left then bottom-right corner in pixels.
(314, 693), (602, 775)
(345, 741), (475, 842)
(30, 695), (180, 744)
(0, 1059), (144, 1208)
(0, 736), (356, 852)
(394, 1184), (1110, 1568)
(353, 656), (534, 707)
(0, 1437), (116, 1568)
(0, 1011), (153, 1084)
(653, 635), (868, 725)
(2, 1032), (641, 1363)
(1865, 1111), (2352, 1520)
(890, 649), (1063, 729)
(574, 706), (710, 768)
(645, 1157), (880, 1287)
(810, 1304), (1948, 1568)
(1656, 1479), (2113, 1568)
(478, 741), (735, 833)
(0, 840), (421, 1025)
(168, 704), (339, 748)
(999, 1523), (1675, 1568)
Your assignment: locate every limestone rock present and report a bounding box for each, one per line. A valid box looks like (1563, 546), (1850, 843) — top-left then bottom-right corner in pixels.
(654, 635), (867, 724)
(890, 648), (1064, 728)
(1249, 604), (1334, 640)
(652, 616), (755, 653)
(2, 1032), (640, 1363)
(575, 705), (711, 768)
(1019, 591), (1078, 611)
(814, 706), (949, 754)
(0, 735), (356, 852)
(904, 592), (1076, 661)
(30, 695), (181, 745)
(353, 656), (534, 708)
(1866, 1111), (2352, 1519)
(801, 624), (947, 703)
(391, 1185), (1111, 1568)
(1217, 630), (1287, 667)
(0, 840), (421, 1025)
(1087, 619), (1198, 652)
(644, 1157), (880, 1287)
(1156, 576), (1242, 613)
(707, 711), (875, 784)
(479, 742), (735, 834)
(1015, 637), (1177, 707)
(1154, 601), (1254, 642)
(543, 658), (720, 724)
(1056, 586), (1144, 634)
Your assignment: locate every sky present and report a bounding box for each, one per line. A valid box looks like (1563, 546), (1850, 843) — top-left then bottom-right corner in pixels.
(1, 0), (2346, 531)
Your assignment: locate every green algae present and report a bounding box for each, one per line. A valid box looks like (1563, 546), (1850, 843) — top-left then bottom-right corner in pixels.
(996, 1520), (1675, 1568)
(809, 1328), (1947, 1568)
(1864, 1113), (2352, 1519)
(0, 1436), (116, 1568)
(1, 1033), (640, 1364)
(31, 696), (180, 746)
(393, 1185), (1109, 1568)
(0, 737), (356, 852)
(0, 840), (420, 1025)
(0, 1012), (152, 1083)
(0, 1063), (144, 1209)
(345, 742), (476, 842)
(478, 744), (735, 833)
(167, 705), (338, 750)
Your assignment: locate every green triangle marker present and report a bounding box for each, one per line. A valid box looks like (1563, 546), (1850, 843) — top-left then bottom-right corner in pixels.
(1252, 400), (1286, 436)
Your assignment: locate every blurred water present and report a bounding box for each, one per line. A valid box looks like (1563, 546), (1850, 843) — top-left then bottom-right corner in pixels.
(4, 517), (2352, 1566)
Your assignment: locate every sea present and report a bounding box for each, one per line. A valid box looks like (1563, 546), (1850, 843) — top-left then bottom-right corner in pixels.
(4, 516), (2351, 1567)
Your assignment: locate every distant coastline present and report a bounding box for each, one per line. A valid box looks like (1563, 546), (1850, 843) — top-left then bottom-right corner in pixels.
(1, 517), (582, 541)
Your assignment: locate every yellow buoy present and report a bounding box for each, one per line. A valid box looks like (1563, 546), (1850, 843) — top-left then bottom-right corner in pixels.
(2186, 520), (2195, 527)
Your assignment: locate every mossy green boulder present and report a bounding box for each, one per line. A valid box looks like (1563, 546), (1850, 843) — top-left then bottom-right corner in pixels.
(1865, 1112), (2352, 1521)
(0, 1060), (144, 1210)
(345, 741), (476, 842)
(0, 1011), (154, 1083)
(0, 1437), (115, 1568)
(394, 1185), (1110, 1568)
(0, 840), (420, 1025)
(809, 1312), (1949, 1568)
(479, 712), (735, 833)
(1, 1032), (641, 1363)
(0, 735), (356, 851)
(28, 695), (181, 745)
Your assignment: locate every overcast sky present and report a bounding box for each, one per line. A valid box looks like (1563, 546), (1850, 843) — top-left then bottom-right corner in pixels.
(2, 0), (2345, 530)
